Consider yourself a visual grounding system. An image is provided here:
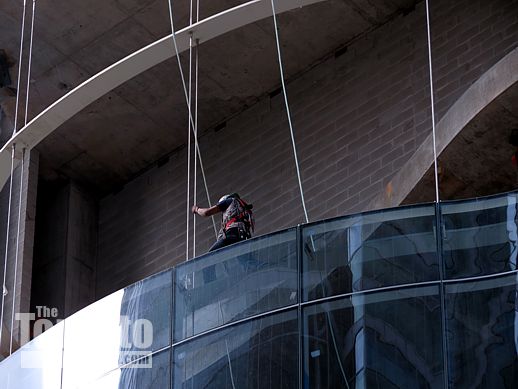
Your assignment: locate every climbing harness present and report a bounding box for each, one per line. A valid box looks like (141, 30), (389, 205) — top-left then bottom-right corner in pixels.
(222, 197), (254, 239)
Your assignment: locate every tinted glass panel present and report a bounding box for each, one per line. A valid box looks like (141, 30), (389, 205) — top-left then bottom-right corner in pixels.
(62, 269), (171, 388)
(86, 348), (170, 389)
(303, 286), (444, 388)
(442, 195), (518, 279)
(445, 273), (518, 388)
(174, 230), (297, 341)
(302, 206), (438, 301)
(173, 310), (298, 389)
(0, 321), (64, 389)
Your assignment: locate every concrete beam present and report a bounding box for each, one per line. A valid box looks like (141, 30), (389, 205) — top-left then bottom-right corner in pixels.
(0, 0), (327, 192)
(369, 46), (518, 210)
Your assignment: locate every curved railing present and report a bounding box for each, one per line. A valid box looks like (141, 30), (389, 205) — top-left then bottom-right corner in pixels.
(1, 191), (518, 388)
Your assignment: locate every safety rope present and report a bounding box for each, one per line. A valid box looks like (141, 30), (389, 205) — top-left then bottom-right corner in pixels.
(0, 145), (16, 353)
(270, 0), (309, 224)
(193, 0), (200, 258)
(425, 5), (448, 389)
(24, 0), (36, 126)
(218, 302), (236, 389)
(425, 0), (440, 203)
(10, 148), (25, 354)
(185, 29), (193, 260)
(12, 0), (28, 136)
(166, 0), (218, 241)
(193, 39), (199, 258)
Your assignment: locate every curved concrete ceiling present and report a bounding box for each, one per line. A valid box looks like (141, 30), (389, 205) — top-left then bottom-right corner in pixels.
(369, 47), (518, 210)
(0, 0), (327, 190)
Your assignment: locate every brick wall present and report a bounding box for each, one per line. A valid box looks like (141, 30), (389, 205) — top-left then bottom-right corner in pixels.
(96, 0), (518, 298)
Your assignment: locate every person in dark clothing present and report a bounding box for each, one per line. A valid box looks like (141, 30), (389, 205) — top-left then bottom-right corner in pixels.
(192, 193), (253, 252)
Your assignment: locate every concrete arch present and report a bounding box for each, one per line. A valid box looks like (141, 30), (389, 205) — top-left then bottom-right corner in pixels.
(0, 0), (326, 190)
(370, 47), (518, 210)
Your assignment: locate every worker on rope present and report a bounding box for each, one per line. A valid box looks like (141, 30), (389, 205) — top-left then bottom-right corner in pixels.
(192, 193), (254, 252)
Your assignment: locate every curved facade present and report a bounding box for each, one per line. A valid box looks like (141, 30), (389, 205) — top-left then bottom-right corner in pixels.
(1, 190), (517, 388)
(0, 0), (517, 387)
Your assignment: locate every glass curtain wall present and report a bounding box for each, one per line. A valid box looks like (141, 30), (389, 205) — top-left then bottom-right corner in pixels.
(2, 191), (518, 388)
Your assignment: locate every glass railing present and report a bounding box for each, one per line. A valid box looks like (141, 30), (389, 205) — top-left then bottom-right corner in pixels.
(1, 191), (518, 388)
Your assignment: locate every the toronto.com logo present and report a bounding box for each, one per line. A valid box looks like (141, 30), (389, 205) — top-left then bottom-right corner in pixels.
(16, 305), (154, 369)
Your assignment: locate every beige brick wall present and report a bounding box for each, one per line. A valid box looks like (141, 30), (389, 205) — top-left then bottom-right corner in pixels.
(95, 0), (517, 297)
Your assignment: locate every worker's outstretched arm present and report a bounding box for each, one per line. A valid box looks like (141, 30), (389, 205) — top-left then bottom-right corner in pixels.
(192, 204), (220, 217)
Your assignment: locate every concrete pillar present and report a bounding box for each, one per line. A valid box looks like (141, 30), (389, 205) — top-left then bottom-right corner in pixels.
(0, 148), (39, 356)
(31, 180), (97, 325)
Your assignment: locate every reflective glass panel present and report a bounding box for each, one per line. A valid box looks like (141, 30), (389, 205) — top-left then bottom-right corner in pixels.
(174, 230), (297, 341)
(442, 194), (518, 279)
(0, 320), (64, 389)
(303, 285), (444, 388)
(62, 269), (171, 388)
(173, 309), (298, 389)
(83, 348), (170, 389)
(302, 205), (438, 301)
(445, 273), (518, 388)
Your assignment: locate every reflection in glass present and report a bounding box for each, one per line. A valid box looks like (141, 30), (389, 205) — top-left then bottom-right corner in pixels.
(442, 194), (518, 279)
(174, 230), (297, 341)
(445, 273), (518, 388)
(303, 286), (444, 388)
(173, 310), (298, 389)
(0, 320), (64, 389)
(302, 206), (438, 301)
(87, 349), (170, 389)
(62, 269), (171, 388)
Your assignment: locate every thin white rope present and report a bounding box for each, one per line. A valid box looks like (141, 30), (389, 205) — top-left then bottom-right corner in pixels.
(0, 145), (16, 353)
(425, 0), (440, 203)
(10, 148), (25, 354)
(166, 0), (217, 237)
(218, 301), (236, 389)
(270, 0), (309, 224)
(24, 0), (36, 126)
(193, 40), (199, 258)
(12, 0), (28, 136)
(225, 338), (237, 389)
(185, 29), (193, 262)
(193, 0), (200, 259)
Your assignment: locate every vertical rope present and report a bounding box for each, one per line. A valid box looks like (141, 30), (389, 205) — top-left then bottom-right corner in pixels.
(10, 148), (25, 354)
(193, 0), (200, 258)
(0, 145), (16, 353)
(425, 0), (440, 203)
(270, 0), (309, 224)
(426, 5), (448, 389)
(193, 40), (199, 258)
(24, 0), (36, 126)
(186, 29), (193, 261)
(166, 0), (217, 237)
(13, 0), (28, 136)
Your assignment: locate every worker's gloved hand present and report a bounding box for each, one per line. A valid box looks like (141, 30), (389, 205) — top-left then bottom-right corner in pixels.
(192, 205), (198, 214)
